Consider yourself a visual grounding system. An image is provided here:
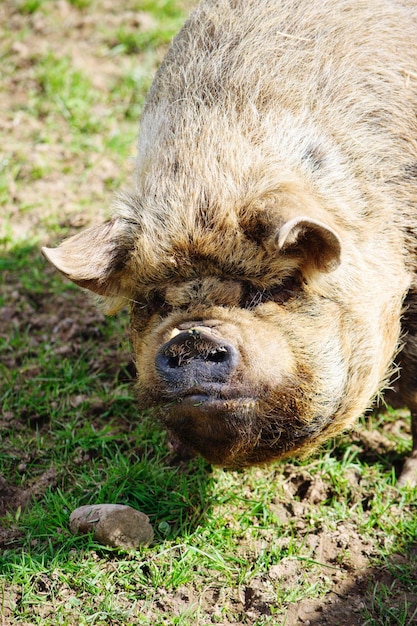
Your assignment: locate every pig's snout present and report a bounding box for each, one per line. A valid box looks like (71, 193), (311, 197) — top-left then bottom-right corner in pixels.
(155, 327), (238, 391)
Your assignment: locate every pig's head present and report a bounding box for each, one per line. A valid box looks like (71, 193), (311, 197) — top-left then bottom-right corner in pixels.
(42, 173), (405, 467)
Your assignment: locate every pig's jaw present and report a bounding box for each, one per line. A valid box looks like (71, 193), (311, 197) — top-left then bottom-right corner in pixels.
(156, 393), (334, 468)
(159, 394), (257, 466)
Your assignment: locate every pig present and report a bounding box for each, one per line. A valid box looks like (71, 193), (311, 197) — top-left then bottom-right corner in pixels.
(42, 0), (417, 484)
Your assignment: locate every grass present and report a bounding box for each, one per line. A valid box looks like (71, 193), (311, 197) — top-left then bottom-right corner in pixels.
(1, 0), (417, 624)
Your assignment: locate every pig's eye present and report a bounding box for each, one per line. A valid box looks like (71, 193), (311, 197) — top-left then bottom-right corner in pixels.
(147, 291), (172, 316)
(241, 276), (300, 309)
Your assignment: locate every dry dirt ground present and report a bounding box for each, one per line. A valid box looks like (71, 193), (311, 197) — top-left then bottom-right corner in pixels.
(1, 1), (417, 625)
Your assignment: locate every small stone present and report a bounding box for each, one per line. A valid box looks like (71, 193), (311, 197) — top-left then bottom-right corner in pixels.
(69, 504), (154, 549)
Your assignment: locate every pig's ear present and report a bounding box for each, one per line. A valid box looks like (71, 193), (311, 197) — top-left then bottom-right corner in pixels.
(42, 219), (134, 297)
(275, 216), (341, 272)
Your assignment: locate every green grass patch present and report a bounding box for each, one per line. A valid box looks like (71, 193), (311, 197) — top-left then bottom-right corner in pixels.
(112, 0), (184, 55)
(34, 52), (103, 134)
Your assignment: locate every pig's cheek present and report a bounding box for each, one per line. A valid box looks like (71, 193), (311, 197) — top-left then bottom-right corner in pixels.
(237, 333), (297, 389)
(240, 307), (348, 405)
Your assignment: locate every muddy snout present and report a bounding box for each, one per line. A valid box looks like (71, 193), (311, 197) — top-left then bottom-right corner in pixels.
(155, 327), (239, 393)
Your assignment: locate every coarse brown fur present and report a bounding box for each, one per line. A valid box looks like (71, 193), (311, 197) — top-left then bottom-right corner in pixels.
(43, 0), (417, 481)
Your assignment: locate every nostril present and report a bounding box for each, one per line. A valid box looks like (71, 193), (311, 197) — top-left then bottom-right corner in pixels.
(207, 346), (229, 363)
(166, 355), (181, 368)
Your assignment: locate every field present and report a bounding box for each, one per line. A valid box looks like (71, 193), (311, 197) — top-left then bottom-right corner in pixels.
(1, 1), (417, 624)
